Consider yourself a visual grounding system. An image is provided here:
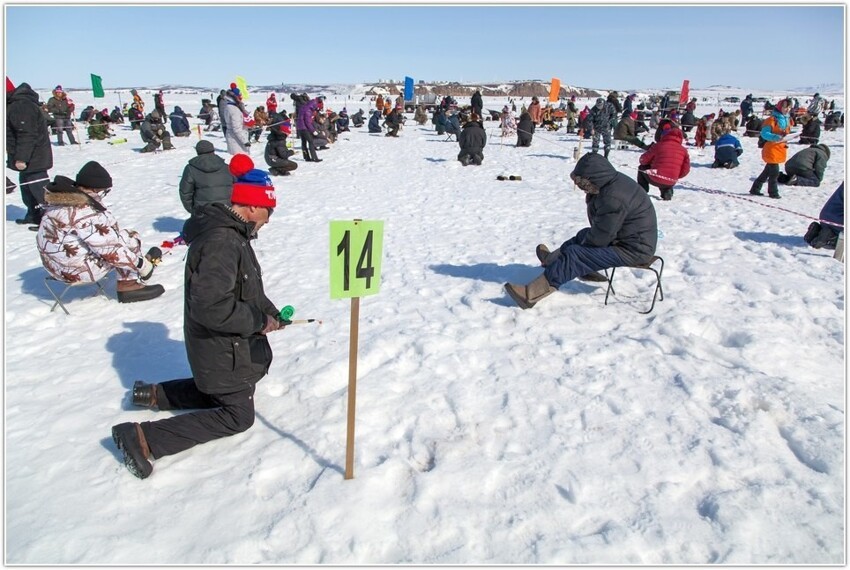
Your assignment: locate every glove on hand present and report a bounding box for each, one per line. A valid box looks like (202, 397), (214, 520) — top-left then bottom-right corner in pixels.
(260, 314), (282, 335)
(137, 256), (155, 281)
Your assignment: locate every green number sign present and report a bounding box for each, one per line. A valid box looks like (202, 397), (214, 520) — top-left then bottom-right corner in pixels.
(330, 220), (384, 299)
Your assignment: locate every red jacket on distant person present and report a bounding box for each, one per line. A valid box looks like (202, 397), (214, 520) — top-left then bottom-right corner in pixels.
(639, 127), (690, 186)
(266, 93), (277, 114)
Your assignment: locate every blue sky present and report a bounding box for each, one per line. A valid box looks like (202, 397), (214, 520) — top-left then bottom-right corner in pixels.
(5, 5), (845, 91)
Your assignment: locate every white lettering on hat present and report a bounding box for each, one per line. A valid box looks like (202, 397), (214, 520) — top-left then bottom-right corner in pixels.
(266, 190), (276, 200)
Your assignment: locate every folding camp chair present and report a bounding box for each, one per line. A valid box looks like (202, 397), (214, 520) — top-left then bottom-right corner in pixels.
(44, 270), (112, 315)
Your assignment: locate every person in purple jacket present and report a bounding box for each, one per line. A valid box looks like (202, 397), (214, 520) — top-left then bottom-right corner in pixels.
(296, 98), (322, 163)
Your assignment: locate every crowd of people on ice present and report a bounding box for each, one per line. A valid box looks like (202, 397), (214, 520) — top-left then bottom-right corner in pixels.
(5, 76), (844, 479)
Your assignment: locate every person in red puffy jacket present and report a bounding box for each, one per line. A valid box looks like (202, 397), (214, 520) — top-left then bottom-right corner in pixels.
(637, 124), (690, 201)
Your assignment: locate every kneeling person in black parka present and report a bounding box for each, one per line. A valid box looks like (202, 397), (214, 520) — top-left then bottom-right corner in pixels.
(517, 111), (534, 147)
(264, 113), (298, 176)
(458, 113), (487, 166)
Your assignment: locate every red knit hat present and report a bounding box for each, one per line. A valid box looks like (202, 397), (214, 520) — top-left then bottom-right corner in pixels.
(231, 169), (276, 208)
(229, 154), (254, 177)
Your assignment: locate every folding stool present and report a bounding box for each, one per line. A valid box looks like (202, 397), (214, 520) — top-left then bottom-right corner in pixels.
(44, 271), (111, 315)
(603, 256), (665, 314)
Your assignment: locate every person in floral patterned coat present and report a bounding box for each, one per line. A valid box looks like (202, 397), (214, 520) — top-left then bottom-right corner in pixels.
(36, 161), (164, 303)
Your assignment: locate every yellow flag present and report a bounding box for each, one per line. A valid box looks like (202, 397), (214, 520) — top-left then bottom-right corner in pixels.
(549, 78), (561, 103)
(235, 76), (249, 101)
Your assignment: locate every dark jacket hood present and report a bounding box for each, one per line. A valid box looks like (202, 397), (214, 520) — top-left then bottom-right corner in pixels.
(188, 152), (229, 174)
(183, 202), (255, 244)
(9, 83), (39, 105)
(571, 152), (620, 190)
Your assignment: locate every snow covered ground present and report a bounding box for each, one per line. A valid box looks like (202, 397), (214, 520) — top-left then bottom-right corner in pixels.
(4, 86), (845, 564)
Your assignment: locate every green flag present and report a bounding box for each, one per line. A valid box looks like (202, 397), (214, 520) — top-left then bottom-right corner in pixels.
(91, 73), (104, 98)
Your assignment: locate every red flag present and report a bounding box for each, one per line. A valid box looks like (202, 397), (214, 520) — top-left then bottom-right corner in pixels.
(678, 80), (690, 107)
(6, 76), (15, 93)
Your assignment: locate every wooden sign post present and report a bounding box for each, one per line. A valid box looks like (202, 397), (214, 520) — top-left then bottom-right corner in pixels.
(329, 220), (384, 480)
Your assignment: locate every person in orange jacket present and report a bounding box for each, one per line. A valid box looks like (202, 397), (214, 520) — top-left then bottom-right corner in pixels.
(750, 98), (793, 199)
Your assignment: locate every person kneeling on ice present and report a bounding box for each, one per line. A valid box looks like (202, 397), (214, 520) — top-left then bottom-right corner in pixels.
(516, 111), (534, 147)
(779, 144), (830, 188)
(87, 111), (112, 140)
(457, 112), (486, 165)
(264, 114), (298, 176)
(36, 161), (164, 304)
(111, 167), (285, 479)
(504, 153), (658, 309)
(711, 130), (743, 169)
(170, 106), (192, 137)
(637, 122), (690, 201)
(140, 110), (175, 153)
(368, 109), (383, 133)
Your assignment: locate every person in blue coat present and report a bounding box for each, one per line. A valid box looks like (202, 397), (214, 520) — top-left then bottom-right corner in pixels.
(433, 108), (448, 135)
(368, 109), (382, 133)
(170, 106), (191, 137)
(337, 108), (350, 132)
(711, 132), (743, 168)
(445, 112), (461, 136)
(804, 183), (843, 249)
(740, 94), (754, 124)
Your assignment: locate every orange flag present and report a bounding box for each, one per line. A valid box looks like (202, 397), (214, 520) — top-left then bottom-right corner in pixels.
(549, 77), (561, 103)
(549, 78), (561, 103)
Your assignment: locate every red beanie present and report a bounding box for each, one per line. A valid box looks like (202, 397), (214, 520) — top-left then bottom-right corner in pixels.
(228, 154), (254, 177)
(230, 82), (237, 89)
(231, 169), (276, 208)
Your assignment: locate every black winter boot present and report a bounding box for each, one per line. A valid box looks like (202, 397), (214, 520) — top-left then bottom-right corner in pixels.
(804, 222), (822, 245)
(132, 381), (158, 408)
(504, 274), (556, 309)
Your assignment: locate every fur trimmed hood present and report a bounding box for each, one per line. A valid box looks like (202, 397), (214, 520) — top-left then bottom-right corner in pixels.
(44, 175), (106, 211)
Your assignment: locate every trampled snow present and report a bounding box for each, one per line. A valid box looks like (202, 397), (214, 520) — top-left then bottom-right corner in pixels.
(4, 87), (845, 564)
